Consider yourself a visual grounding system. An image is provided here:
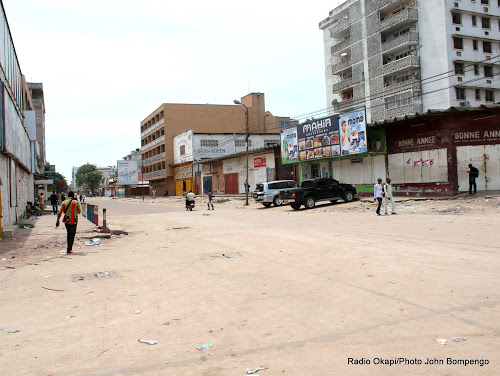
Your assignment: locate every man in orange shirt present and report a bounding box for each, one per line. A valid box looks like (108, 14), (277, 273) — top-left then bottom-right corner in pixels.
(56, 191), (82, 254)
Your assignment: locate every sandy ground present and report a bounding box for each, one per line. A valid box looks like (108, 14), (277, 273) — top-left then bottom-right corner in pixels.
(0, 195), (499, 375)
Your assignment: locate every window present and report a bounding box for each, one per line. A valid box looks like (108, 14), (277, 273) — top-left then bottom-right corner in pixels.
(455, 87), (466, 100)
(482, 17), (491, 29)
(454, 62), (465, 75)
(474, 64), (480, 75)
(453, 37), (463, 49)
(264, 139), (279, 147)
(485, 90), (494, 101)
(473, 39), (478, 50)
(472, 15), (477, 26)
(201, 140), (218, 147)
(481, 0), (489, 4)
(483, 41), (492, 52)
(476, 89), (481, 100)
(180, 145), (185, 155)
(384, 92), (414, 110)
(484, 65), (493, 77)
(452, 13), (462, 24)
(235, 139), (251, 147)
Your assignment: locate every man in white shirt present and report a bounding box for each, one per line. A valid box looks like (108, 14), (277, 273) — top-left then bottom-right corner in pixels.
(384, 178), (396, 215)
(374, 178), (383, 216)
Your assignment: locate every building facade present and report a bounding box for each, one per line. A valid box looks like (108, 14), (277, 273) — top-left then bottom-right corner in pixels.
(172, 129), (280, 195)
(319, 0), (500, 123)
(0, 2), (36, 227)
(140, 92), (291, 196)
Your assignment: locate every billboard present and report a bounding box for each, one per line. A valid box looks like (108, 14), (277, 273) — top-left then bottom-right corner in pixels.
(117, 160), (139, 185)
(338, 109), (367, 155)
(295, 109), (367, 161)
(280, 127), (298, 164)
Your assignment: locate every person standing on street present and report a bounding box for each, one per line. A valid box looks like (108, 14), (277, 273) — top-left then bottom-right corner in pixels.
(467, 164), (479, 194)
(56, 191), (82, 254)
(383, 178), (397, 215)
(50, 191), (58, 215)
(39, 193), (45, 211)
(374, 178), (384, 216)
(207, 189), (214, 210)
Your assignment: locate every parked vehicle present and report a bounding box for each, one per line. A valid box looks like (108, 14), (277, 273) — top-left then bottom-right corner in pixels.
(280, 177), (357, 210)
(253, 180), (299, 207)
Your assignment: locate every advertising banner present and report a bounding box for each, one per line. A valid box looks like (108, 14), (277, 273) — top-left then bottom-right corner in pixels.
(297, 115), (341, 161)
(117, 160), (139, 185)
(280, 127), (298, 164)
(338, 109), (367, 155)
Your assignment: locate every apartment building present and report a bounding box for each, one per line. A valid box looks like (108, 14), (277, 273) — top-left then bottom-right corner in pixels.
(140, 93), (290, 195)
(319, 0), (500, 123)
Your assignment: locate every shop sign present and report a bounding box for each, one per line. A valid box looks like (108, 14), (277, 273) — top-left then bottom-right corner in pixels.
(175, 164), (192, 179)
(453, 128), (500, 144)
(254, 157), (266, 168)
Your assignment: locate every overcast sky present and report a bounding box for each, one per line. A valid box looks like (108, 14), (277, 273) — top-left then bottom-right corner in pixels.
(4, 0), (346, 183)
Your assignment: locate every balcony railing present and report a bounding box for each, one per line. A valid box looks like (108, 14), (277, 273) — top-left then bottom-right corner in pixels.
(329, 18), (351, 37)
(331, 76), (364, 93)
(383, 103), (422, 119)
(380, 8), (418, 32)
(141, 135), (165, 152)
(383, 78), (421, 96)
(332, 58), (353, 74)
(331, 37), (351, 55)
(141, 118), (165, 138)
(381, 56), (419, 77)
(143, 152), (165, 165)
(143, 169), (166, 180)
(382, 32), (419, 53)
(333, 97), (364, 112)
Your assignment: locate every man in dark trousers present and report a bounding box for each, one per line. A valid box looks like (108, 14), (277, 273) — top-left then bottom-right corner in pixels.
(50, 191), (58, 215)
(467, 164), (479, 194)
(56, 191), (82, 254)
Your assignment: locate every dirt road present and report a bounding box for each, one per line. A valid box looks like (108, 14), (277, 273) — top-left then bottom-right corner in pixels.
(1, 196), (498, 375)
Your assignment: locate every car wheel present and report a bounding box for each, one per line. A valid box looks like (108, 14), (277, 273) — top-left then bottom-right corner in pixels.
(330, 200), (338, 204)
(305, 197), (316, 209)
(263, 203), (272, 208)
(273, 196), (282, 207)
(291, 204), (301, 210)
(344, 191), (353, 202)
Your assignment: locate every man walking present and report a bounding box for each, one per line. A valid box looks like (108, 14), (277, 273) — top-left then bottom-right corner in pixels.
(374, 178), (383, 216)
(383, 178), (396, 215)
(207, 189), (214, 210)
(467, 164), (479, 194)
(50, 191), (58, 215)
(56, 191), (82, 254)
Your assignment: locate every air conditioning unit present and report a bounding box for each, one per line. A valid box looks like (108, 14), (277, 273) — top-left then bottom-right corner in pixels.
(486, 80), (492, 84)
(454, 2), (459, 7)
(457, 77), (463, 82)
(483, 7), (488, 12)
(459, 101), (470, 107)
(456, 27), (460, 31)
(456, 51), (462, 56)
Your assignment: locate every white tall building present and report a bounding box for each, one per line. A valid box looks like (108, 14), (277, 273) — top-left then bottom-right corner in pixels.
(319, 0), (500, 123)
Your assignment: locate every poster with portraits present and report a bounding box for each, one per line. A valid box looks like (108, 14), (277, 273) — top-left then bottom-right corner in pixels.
(338, 109), (367, 156)
(280, 127), (299, 164)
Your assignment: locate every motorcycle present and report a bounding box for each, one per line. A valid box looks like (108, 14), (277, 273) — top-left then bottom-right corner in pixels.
(185, 199), (195, 211)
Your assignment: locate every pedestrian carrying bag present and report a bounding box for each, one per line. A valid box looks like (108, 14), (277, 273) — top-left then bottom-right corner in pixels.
(63, 200), (76, 224)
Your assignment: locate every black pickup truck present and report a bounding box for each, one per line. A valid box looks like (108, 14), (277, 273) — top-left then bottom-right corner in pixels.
(280, 177), (357, 210)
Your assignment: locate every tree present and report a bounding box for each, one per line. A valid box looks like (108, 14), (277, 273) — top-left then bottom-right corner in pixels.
(76, 164), (104, 193)
(53, 172), (68, 193)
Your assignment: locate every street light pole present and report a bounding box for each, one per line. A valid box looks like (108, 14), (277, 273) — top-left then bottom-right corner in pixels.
(234, 99), (249, 206)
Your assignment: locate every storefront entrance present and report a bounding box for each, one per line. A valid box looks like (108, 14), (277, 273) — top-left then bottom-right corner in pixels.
(456, 145), (500, 191)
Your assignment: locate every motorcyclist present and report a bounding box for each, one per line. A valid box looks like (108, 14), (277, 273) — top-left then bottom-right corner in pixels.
(185, 190), (196, 210)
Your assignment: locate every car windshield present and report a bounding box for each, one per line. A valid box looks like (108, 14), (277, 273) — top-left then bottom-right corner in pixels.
(301, 181), (315, 188)
(255, 184), (264, 192)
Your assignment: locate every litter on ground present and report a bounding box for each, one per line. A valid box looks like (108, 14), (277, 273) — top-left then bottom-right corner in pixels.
(196, 344), (213, 350)
(1, 328), (20, 333)
(138, 339), (158, 345)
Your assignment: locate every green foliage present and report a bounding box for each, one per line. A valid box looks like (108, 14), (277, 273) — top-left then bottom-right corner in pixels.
(53, 172), (68, 193)
(76, 164), (104, 191)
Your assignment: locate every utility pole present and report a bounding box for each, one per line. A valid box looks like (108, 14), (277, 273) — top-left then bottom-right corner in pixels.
(234, 99), (249, 206)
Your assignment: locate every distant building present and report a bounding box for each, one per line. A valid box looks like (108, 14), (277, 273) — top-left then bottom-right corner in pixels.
(319, 0), (500, 122)
(140, 93), (293, 195)
(172, 130), (280, 195)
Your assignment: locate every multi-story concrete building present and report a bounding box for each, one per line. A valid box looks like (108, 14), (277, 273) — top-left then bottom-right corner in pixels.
(27, 82), (46, 174)
(319, 0), (500, 123)
(140, 92), (291, 195)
